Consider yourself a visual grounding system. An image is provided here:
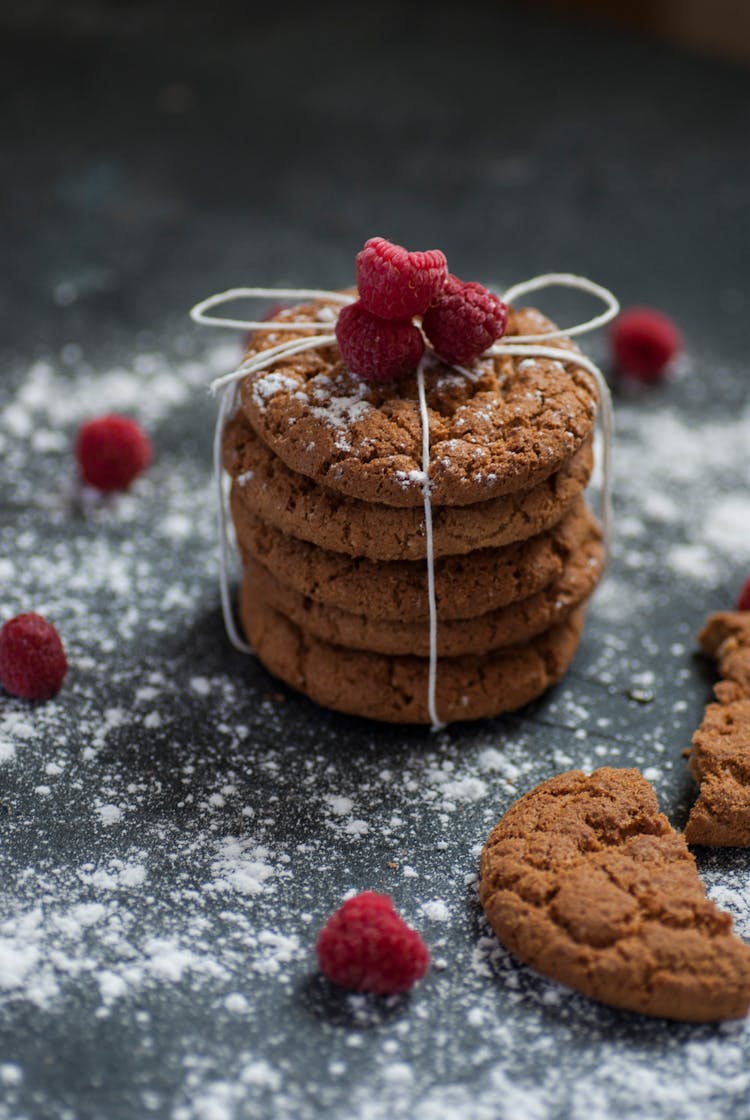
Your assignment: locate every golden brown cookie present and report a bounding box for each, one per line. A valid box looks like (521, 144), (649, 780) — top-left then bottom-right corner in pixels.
(239, 595), (585, 724)
(685, 612), (750, 846)
(479, 767), (750, 1022)
(223, 412), (595, 561)
(237, 302), (598, 508)
(239, 511), (603, 656)
(232, 494), (595, 624)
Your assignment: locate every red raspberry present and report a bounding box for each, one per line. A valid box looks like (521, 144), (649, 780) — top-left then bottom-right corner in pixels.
(75, 414), (152, 491)
(335, 301), (424, 382)
(422, 274), (507, 365)
(611, 307), (681, 382)
(356, 237), (448, 320)
(737, 576), (750, 612)
(315, 891), (430, 994)
(0, 613), (68, 700)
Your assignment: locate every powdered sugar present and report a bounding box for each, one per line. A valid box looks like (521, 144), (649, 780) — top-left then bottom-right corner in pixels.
(1, 332), (749, 1118)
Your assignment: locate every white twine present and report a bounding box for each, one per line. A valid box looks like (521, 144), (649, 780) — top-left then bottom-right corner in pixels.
(500, 273), (619, 340)
(191, 286), (354, 333)
(415, 356), (445, 731)
(211, 333), (337, 393)
(487, 343), (614, 557)
(190, 274), (618, 727)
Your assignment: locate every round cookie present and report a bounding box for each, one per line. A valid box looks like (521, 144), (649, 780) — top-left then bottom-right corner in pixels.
(224, 412), (595, 561)
(232, 495), (594, 623)
(239, 512), (603, 655)
(479, 768), (750, 1022)
(239, 596), (586, 724)
(238, 301), (598, 508)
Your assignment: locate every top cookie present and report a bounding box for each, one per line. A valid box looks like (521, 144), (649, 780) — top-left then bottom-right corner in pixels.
(237, 301), (598, 508)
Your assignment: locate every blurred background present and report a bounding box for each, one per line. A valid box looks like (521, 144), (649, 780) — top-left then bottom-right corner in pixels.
(1, 0), (748, 363)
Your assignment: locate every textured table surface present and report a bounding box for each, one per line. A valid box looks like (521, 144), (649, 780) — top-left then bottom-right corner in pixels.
(2, 4), (750, 1118)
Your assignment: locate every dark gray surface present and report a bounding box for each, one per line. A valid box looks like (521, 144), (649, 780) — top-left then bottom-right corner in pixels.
(1, 4), (750, 1118)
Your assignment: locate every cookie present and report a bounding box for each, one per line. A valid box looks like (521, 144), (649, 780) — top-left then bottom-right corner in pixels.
(697, 611), (750, 695)
(223, 412), (594, 561)
(237, 301), (598, 508)
(684, 612), (750, 846)
(239, 513), (603, 656)
(479, 768), (750, 1022)
(232, 494), (595, 623)
(239, 595), (585, 724)
(685, 687), (750, 847)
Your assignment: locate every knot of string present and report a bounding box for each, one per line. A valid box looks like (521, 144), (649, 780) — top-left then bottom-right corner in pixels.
(191, 273), (618, 729)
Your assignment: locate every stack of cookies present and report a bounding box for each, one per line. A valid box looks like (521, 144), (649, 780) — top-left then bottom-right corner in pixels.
(221, 297), (604, 724)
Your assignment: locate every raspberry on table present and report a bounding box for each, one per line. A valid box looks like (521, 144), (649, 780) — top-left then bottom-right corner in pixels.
(335, 301), (424, 382)
(0, 613), (68, 700)
(75, 414), (153, 491)
(422, 274), (507, 365)
(356, 237), (448, 320)
(315, 891), (430, 994)
(737, 577), (750, 612)
(611, 307), (681, 382)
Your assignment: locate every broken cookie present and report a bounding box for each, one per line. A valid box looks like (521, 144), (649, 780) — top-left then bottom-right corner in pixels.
(479, 767), (750, 1021)
(685, 611), (750, 846)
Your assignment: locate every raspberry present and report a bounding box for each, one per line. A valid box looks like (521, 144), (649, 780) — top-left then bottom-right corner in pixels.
(356, 237), (448, 320)
(75, 414), (152, 491)
(315, 891), (430, 994)
(0, 613), (68, 700)
(422, 274), (507, 365)
(611, 307), (681, 382)
(737, 576), (750, 612)
(335, 301), (424, 382)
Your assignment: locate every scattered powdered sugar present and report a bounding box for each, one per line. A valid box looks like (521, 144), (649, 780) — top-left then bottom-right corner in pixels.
(419, 900), (451, 923)
(1, 334), (749, 1119)
(606, 397), (750, 595)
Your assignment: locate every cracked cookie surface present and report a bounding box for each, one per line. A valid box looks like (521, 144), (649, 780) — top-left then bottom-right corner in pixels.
(237, 302), (598, 508)
(479, 767), (750, 1021)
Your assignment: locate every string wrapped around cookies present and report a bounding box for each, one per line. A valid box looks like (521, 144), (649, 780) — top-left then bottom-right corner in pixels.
(191, 241), (617, 729)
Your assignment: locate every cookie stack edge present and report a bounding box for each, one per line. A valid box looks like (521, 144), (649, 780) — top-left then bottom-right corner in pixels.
(224, 300), (604, 724)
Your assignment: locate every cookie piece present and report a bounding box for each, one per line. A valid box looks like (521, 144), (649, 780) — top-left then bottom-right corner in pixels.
(480, 768), (750, 1022)
(239, 511), (603, 656)
(239, 595), (585, 724)
(697, 611), (750, 695)
(238, 301), (598, 508)
(685, 612), (750, 846)
(224, 413), (594, 561)
(232, 494), (595, 624)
